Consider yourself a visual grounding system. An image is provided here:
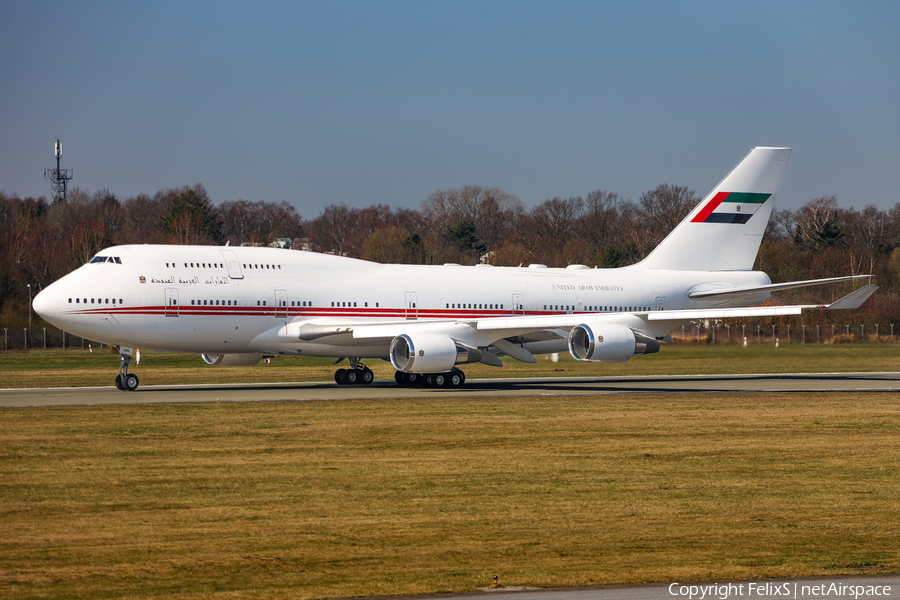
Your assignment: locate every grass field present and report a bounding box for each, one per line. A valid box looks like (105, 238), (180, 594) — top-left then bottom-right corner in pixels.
(1, 345), (899, 599)
(1, 392), (899, 599)
(1, 342), (898, 388)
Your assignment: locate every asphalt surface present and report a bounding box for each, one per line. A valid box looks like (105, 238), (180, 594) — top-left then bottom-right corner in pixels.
(2, 372), (899, 407)
(407, 576), (900, 600)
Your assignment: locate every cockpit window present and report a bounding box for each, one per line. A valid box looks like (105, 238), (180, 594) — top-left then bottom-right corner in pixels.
(88, 256), (122, 264)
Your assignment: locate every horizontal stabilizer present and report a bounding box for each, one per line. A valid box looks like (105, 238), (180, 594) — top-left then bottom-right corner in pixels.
(689, 275), (872, 301)
(825, 284), (878, 310)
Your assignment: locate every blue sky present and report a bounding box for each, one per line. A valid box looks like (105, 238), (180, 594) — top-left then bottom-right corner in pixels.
(2, 0), (899, 215)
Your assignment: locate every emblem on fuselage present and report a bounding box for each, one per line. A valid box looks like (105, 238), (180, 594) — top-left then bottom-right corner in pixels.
(139, 276), (146, 284)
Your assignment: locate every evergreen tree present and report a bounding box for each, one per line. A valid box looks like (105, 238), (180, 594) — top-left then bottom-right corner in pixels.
(813, 219), (846, 248)
(156, 185), (223, 245)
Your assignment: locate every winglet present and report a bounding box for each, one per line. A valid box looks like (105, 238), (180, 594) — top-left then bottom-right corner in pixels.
(825, 284), (878, 310)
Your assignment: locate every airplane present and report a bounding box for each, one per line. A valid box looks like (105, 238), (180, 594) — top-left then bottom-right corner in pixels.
(32, 147), (877, 391)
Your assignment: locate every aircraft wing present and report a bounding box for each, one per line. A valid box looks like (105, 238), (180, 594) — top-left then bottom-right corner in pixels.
(295, 285), (878, 344)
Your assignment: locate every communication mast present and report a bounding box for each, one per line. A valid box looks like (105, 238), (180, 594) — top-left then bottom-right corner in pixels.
(44, 139), (73, 203)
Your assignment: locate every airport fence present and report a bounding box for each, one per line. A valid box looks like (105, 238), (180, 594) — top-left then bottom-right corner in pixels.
(1, 325), (108, 352)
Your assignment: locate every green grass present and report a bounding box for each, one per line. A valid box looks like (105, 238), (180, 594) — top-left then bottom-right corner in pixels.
(1, 342), (898, 388)
(1, 393), (899, 599)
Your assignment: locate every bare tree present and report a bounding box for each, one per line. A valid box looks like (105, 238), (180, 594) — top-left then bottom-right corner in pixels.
(638, 184), (696, 246)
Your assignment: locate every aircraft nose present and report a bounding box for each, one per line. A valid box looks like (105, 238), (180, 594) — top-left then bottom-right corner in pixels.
(33, 287), (57, 320)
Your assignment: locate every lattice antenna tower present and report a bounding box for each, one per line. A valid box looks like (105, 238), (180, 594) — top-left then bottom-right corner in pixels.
(44, 139), (73, 203)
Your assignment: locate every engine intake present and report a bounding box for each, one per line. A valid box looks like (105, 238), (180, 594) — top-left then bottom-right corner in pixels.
(390, 333), (482, 373)
(567, 324), (660, 363)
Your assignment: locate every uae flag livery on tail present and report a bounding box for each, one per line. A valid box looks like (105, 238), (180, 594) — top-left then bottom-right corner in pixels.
(690, 191), (771, 224)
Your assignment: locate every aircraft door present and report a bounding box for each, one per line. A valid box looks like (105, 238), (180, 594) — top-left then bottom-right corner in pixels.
(275, 289), (287, 317)
(219, 250), (244, 280)
(165, 288), (179, 317)
(512, 293), (525, 315)
(405, 292), (417, 320)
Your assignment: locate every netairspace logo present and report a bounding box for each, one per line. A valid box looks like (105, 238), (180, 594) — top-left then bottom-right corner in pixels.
(668, 582), (893, 600)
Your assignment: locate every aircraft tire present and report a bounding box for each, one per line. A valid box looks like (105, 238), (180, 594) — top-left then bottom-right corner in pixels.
(123, 373), (139, 392)
(434, 373), (447, 387)
(447, 371), (464, 388)
(407, 372), (420, 386)
(394, 371), (406, 385)
(115, 374), (125, 391)
(361, 368), (374, 385)
(335, 369), (348, 385)
(346, 369), (359, 385)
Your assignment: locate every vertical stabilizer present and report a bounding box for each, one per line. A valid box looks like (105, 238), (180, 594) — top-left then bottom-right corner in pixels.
(633, 147), (791, 271)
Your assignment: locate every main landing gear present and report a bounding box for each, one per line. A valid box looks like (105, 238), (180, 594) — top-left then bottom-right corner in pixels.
(395, 369), (466, 388)
(115, 351), (139, 392)
(334, 359), (375, 386)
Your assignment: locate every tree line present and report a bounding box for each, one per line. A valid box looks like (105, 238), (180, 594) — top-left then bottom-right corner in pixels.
(2, 183), (899, 334)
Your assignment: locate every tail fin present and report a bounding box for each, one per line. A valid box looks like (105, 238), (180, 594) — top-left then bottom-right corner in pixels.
(633, 147), (791, 271)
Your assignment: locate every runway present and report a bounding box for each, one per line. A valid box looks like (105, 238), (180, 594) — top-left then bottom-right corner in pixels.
(419, 576), (900, 600)
(2, 371), (898, 407)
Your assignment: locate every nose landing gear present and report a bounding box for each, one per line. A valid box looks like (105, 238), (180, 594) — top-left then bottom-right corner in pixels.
(115, 348), (140, 391)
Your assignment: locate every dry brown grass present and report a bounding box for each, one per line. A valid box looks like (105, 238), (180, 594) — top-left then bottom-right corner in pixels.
(1, 392), (899, 599)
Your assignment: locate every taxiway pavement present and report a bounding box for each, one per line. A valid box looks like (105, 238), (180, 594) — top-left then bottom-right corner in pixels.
(2, 372), (898, 407)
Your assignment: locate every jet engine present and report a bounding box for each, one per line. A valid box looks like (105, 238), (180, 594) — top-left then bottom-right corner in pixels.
(390, 333), (482, 373)
(201, 353), (265, 367)
(567, 324), (660, 363)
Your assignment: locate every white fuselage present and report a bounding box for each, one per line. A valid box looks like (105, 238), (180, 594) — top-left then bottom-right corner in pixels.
(34, 244), (771, 360)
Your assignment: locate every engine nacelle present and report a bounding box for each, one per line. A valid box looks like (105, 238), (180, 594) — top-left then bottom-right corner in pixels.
(567, 324), (660, 363)
(390, 333), (481, 373)
(201, 353), (265, 367)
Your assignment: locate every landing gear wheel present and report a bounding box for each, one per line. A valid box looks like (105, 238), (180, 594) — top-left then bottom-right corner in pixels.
(394, 371), (407, 385)
(346, 369), (359, 385)
(123, 373), (139, 392)
(115, 374), (125, 390)
(424, 373), (436, 387)
(434, 373), (447, 387)
(335, 369), (348, 385)
(447, 371), (464, 388)
(407, 372), (420, 386)
(361, 368), (375, 385)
